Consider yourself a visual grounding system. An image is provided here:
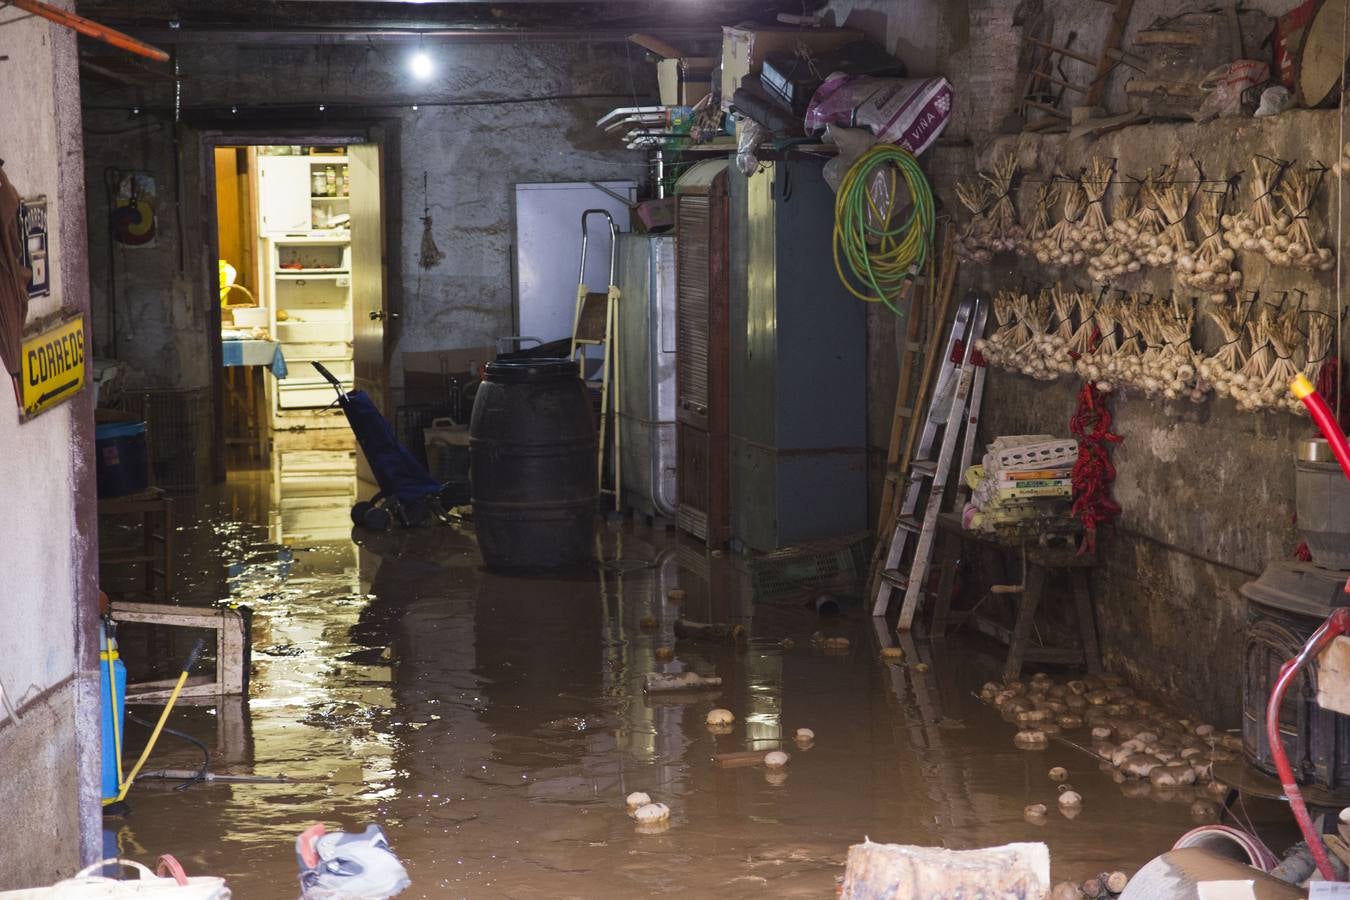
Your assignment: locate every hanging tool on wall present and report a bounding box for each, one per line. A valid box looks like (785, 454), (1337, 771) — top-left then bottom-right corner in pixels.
(570, 210), (622, 512)
(5, 0), (168, 62)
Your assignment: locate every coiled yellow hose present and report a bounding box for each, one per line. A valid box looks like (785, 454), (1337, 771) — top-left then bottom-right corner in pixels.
(832, 145), (935, 316)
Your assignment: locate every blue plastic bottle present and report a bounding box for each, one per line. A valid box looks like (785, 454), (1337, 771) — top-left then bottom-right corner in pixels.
(99, 628), (126, 802)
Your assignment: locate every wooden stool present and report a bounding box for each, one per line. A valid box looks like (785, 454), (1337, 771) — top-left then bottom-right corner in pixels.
(97, 487), (174, 601)
(928, 512), (1102, 681)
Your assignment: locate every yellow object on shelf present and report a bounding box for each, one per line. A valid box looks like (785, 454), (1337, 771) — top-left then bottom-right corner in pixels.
(218, 260), (255, 308)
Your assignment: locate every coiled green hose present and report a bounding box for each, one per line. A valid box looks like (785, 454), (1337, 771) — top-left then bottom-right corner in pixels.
(832, 145), (935, 316)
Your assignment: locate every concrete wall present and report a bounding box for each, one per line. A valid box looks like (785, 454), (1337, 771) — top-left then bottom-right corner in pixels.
(829, 0), (1335, 722)
(82, 40), (651, 395)
(0, 5), (101, 887)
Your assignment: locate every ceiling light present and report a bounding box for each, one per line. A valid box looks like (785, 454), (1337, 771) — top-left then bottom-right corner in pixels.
(409, 51), (433, 81)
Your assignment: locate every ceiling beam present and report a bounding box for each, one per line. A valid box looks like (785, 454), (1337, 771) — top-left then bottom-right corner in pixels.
(112, 25), (724, 45)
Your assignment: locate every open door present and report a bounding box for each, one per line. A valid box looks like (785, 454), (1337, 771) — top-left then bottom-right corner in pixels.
(348, 143), (388, 412)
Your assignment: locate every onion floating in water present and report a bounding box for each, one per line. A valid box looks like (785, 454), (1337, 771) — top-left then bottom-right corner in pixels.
(706, 708), (734, 727)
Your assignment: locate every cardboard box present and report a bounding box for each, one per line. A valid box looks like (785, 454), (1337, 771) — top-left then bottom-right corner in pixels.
(720, 25), (861, 111)
(402, 346), (493, 405)
(403, 346), (495, 377)
(658, 57), (716, 107)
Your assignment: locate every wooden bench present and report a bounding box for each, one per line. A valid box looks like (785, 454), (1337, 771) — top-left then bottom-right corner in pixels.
(928, 512), (1102, 681)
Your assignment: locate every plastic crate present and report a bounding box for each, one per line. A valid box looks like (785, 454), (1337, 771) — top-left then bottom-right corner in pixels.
(748, 532), (872, 600)
(395, 404), (454, 467)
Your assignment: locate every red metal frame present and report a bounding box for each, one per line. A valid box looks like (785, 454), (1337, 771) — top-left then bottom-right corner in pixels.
(1274, 374), (1350, 881)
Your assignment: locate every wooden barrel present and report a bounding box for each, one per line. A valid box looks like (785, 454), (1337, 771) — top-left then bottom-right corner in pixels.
(469, 358), (597, 569)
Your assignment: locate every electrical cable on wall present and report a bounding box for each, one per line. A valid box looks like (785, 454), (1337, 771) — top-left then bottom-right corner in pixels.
(832, 144), (934, 317)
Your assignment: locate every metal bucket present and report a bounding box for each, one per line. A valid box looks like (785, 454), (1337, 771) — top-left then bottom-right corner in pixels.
(1296, 438), (1350, 569)
(1171, 825), (1279, 871)
(1119, 848), (1303, 900)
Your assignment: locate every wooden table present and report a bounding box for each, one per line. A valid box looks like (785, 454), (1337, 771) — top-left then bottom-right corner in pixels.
(98, 487), (173, 601)
(222, 337), (285, 464)
(928, 512), (1102, 680)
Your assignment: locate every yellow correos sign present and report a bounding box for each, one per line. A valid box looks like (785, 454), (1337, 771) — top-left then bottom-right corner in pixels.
(21, 315), (86, 419)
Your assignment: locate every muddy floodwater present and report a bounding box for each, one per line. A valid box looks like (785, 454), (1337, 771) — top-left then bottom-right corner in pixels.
(104, 467), (1290, 897)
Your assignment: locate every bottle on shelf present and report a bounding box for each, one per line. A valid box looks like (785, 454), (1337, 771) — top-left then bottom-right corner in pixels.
(341, 166), (350, 197)
(325, 165), (337, 197)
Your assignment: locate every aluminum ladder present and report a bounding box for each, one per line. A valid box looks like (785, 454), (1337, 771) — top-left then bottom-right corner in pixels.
(570, 209), (622, 511)
(871, 290), (989, 631)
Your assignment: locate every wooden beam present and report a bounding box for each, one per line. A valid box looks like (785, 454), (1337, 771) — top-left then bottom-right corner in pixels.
(1087, 0), (1137, 107)
(628, 32), (687, 59)
(1022, 35), (1097, 66)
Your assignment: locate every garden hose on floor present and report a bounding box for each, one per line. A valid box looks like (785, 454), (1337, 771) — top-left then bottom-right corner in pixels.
(832, 144), (935, 317)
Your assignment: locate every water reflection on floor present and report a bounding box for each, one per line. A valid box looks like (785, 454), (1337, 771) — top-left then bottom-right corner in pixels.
(107, 466), (1289, 897)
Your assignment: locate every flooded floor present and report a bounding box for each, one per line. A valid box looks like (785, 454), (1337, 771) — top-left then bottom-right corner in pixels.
(105, 463), (1292, 897)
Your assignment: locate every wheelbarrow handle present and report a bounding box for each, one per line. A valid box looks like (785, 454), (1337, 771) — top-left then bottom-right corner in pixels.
(311, 361), (342, 388)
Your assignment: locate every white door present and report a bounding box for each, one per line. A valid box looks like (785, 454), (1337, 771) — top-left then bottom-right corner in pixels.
(257, 156), (311, 233)
(514, 181), (635, 344)
(347, 144), (387, 412)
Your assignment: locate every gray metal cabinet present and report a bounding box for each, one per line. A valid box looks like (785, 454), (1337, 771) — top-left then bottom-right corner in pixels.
(728, 160), (867, 552)
(616, 233), (678, 519)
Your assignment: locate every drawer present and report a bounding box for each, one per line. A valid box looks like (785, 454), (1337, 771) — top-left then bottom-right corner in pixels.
(279, 383), (350, 409)
(276, 320), (350, 343)
(280, 341), (351, 362)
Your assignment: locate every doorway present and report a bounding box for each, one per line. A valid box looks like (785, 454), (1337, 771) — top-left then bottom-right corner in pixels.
(207, 140), (389, 464)
(206, 138), (389, 540)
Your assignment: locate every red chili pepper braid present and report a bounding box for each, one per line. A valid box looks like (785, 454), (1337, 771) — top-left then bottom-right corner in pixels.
(1069, 381), (1121, 554)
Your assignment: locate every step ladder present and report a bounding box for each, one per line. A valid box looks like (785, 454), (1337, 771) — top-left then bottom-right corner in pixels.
(871, 290), (989, 631)
(570, 209), (622, 511)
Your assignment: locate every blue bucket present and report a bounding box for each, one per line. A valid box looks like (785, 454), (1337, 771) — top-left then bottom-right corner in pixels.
(94, 420), (149, 498)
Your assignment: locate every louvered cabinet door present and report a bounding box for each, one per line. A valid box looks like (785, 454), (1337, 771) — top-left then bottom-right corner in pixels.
(675, 173), (730, 547)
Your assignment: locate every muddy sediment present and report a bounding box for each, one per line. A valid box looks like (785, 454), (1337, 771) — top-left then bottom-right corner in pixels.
(107, 469), (1290, 896)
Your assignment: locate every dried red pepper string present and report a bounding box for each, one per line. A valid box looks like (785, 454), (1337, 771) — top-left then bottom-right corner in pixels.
(1070, 381), (1121, 555)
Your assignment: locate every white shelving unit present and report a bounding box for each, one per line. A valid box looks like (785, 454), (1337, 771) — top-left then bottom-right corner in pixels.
(252, 151), (356, 431)
(265, 235), (353, 426)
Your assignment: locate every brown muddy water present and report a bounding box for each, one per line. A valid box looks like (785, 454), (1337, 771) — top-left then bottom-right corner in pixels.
(104, 466), (1292, 897)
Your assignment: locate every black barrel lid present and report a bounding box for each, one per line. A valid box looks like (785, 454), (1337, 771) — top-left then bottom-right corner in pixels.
(483, 357), (580, 383)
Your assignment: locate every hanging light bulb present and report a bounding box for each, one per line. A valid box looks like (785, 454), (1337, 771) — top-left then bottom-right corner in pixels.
(318, 104), (326, 112)
(409, 51), (433, 81)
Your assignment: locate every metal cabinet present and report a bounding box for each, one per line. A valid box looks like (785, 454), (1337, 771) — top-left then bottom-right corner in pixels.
(727, 159), (866, 552)
(617, 234), (678, 519)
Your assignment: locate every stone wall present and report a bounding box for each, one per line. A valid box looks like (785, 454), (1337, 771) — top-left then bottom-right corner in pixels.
(827, 0), (1339, 721)
(0, 4), (101, 886)
(81, 40), (652, 393)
